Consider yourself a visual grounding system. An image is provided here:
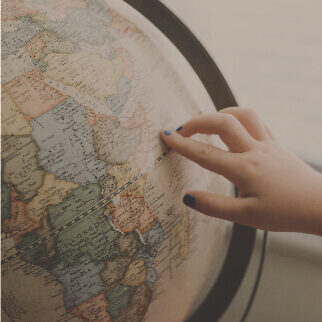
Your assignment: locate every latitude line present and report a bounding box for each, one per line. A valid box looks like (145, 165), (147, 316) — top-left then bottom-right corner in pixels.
(1, 148), (171, 265)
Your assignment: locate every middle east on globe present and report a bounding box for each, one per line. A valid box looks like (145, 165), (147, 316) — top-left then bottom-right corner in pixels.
(1, 0), (231, 321)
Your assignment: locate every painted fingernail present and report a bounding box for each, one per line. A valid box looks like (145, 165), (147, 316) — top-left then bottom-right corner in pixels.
(183, 194), (195, 208)
(164, 130), (172, 136)
(176, 125), (183, 132)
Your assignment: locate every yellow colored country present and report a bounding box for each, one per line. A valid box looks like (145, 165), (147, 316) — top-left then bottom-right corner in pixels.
(1, 88), (32, 135)
(122, 259), (146, 287)
(176, 211), (190, 260)
(109, 162), (146, 197)
(27, 173), (78, 222)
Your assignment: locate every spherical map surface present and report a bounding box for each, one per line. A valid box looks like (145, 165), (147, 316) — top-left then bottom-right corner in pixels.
(1, 1), (230, 321)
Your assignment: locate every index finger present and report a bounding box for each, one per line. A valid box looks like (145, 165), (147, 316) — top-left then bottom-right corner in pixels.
(176, 113), (257, 152)
(160, 130), (244, 184)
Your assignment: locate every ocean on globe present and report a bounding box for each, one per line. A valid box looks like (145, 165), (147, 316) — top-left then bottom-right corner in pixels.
(1, 0), (230, 321)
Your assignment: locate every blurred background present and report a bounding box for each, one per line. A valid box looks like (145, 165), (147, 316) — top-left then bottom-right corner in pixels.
(161, 0), (322, 320)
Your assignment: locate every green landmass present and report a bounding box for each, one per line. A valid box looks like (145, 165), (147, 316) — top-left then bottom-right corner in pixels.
(1, 183), (11, 226)
(47, 184), (121, 266)
(16, 231), (48, 266)
(105, 283), (136, 319)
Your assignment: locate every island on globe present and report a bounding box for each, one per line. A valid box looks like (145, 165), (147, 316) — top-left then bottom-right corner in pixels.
(1, 0), (231, 321)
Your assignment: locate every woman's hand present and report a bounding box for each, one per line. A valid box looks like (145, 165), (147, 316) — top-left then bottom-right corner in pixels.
(160, 107), (322, 235)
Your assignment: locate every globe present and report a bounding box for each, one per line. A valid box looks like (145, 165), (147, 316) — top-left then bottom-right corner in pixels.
(1, 1), (232, 321)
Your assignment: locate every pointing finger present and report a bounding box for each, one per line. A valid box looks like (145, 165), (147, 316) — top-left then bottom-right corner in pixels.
(175, 113), (257, 152)
(160, 130), (243, 183)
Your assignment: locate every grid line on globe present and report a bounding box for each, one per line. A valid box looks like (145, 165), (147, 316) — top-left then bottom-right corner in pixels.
(1, 148), (170, 265)
(1, 1), (229, 321)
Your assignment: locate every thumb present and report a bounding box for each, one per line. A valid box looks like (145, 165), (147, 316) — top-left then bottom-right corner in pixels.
(182, 190), (249, 225)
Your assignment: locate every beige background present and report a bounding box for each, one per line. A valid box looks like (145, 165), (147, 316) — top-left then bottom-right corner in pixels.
(162, 0), (322, 164)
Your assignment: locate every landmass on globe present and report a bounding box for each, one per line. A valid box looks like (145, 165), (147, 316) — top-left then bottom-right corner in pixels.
(1, 1), (228, 321)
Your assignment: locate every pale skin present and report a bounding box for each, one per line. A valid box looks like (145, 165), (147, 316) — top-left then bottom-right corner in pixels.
(160, 107), (322, 236)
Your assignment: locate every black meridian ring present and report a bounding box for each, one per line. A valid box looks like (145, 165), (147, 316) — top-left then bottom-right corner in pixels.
(123, 0), (257, 321)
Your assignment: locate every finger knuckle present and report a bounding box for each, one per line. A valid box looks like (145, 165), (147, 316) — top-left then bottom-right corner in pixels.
(246, 149), (263, 166)
(241, 107), (257, 118)
(220, 113), (238, 130)
(239, 151), (262, 176)
(240, 201), (257, 224)
(219, 106), (237, 113)
(199, 143), (214, 159)
(172, 135), (185, 148)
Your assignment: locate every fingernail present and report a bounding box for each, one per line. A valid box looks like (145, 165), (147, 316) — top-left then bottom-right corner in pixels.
(164, 130), (172, 136)
(176, 125), (183, 132)
(183, 194), (195, 208)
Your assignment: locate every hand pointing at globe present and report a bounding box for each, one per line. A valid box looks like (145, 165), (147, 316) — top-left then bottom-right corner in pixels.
(161, 107), (322, 236)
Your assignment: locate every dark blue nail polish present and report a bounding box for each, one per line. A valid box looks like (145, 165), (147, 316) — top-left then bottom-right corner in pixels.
(183, 194), (195, 207)
(176, 125), (183, 132)
(164, 130), (172, 136)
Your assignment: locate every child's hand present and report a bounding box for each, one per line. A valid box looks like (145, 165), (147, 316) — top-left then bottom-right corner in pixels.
(160, 107), (322, 235)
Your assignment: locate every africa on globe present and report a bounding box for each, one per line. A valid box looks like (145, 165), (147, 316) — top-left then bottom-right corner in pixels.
(1, 0), (229, 321)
